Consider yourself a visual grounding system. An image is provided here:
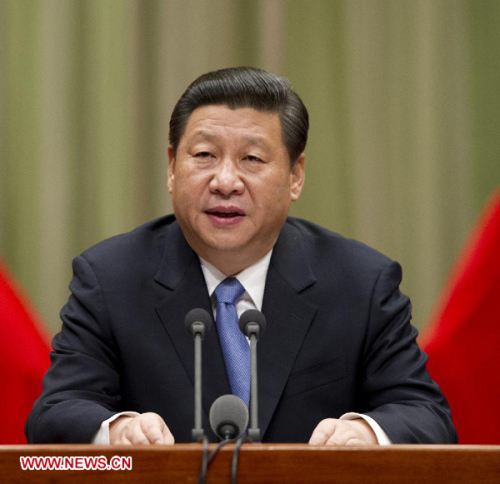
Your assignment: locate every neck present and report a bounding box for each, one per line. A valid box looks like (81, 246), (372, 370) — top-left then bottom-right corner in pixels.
(202, 253), (258, 277)
(200, 243), (276, 277)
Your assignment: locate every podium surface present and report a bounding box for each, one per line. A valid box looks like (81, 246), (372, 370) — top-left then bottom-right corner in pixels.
(1, 444), (499, 483)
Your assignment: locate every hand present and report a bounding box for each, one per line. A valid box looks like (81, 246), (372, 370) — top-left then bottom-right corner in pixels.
(109, 412), (175, 445)
(309, 418), (378, 446)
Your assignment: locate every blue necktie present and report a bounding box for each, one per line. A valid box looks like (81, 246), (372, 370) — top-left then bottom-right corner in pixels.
(214, 277), (250, 407)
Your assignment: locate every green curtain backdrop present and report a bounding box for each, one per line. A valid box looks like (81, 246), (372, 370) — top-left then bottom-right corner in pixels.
(1, 0), (499, 335)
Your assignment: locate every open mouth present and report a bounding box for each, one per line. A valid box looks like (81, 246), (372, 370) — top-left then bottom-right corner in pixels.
(205, 207), (245, 225)
(206, 211), (242, 218)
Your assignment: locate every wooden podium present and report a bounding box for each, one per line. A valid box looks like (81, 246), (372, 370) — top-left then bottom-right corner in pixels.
(1, 444), (499, 483)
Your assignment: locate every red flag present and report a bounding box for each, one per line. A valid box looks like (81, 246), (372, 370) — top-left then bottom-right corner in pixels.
(421, 188), (500, 444)
(0, 258), (51, 444)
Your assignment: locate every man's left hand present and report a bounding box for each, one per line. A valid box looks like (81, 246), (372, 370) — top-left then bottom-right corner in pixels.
(308, 418), (378, 446)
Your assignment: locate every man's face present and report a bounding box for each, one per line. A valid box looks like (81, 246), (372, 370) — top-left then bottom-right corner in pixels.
(168, 105), (305, 274)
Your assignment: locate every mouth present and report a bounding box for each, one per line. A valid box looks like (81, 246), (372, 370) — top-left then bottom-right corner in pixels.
(205, 206), (246, 226)
(205, 206), (245, 217)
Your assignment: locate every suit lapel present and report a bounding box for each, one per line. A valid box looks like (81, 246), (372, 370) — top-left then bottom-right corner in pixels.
(153, 222), (231, 420)
(258, 221), (318, 439)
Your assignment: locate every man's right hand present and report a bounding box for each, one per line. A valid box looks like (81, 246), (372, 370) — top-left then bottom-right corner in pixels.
(109, 412), (175, 445)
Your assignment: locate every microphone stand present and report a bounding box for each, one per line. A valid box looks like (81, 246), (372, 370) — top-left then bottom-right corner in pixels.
(247, 325), (260, 442)
(239, 309), (266, 443)
(192, 321), (205, 442)
(185, 308), (212, 443)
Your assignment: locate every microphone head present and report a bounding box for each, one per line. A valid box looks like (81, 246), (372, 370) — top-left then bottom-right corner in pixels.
(209, 394), (249, 440)
(238, 309), (266, 338)
(184, 308), (213, 337)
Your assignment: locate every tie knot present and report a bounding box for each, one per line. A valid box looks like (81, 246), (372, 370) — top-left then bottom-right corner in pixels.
(214, 277), (245, 305)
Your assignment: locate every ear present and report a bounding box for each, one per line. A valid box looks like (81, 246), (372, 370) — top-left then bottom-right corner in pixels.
(290, 153), (305, 201)
(167, 145), (175, 194)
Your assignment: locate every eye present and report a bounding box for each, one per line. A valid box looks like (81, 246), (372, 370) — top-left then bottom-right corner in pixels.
(194, 151), (213, 158)
(244, 155), (264, 163)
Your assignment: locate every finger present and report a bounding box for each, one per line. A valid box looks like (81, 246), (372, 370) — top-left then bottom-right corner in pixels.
(139, 413), (175, 444)
(162, 425), (175, 445)
(122, 417), (154, 445)
(325, 430), (357, 446)
(141, 418), (167, 444)
(109, 416), (133, 445)
(114, 427), (137, 446)
(308, 419), (338, 445)
(127, 426), (151, 445)
(118, 434), (138, 445)
(344, 438), (365, 447)
(323, 420), (376, 446)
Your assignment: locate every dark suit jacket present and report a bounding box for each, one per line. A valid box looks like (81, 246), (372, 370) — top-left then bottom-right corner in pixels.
(26, 215), (456, 444)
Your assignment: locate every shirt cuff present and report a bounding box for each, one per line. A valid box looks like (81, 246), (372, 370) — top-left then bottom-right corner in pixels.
(91, 411), (140, 445)
(340, 412), (392, 445)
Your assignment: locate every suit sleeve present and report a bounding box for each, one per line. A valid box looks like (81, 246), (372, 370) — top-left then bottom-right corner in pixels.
(361, 261), (457, 443)
(25, 255), (121, 443)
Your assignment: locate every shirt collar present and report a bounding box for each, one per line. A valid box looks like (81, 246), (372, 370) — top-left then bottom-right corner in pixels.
(199, 250), (273, 311)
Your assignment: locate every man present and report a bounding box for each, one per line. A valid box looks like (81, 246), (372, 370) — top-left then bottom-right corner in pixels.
(26, 67), (456, 446)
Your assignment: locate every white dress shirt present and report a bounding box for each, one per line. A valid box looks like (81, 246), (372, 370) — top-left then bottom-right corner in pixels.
(93, 251), (391, 445)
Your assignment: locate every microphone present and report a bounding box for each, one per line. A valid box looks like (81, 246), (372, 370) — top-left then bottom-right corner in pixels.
(185, 308), (213, 442)
(209, 394), (249, 440)
(238, 309), (266, 442)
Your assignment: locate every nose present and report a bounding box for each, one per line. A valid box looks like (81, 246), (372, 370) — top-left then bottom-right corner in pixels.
(209, 157), (244, 196)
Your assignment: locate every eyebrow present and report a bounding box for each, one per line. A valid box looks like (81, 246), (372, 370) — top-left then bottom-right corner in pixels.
(188, 130), (271, 148)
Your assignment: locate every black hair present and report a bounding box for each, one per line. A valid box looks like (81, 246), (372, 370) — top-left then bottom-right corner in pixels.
(169, 67), (309, 166)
